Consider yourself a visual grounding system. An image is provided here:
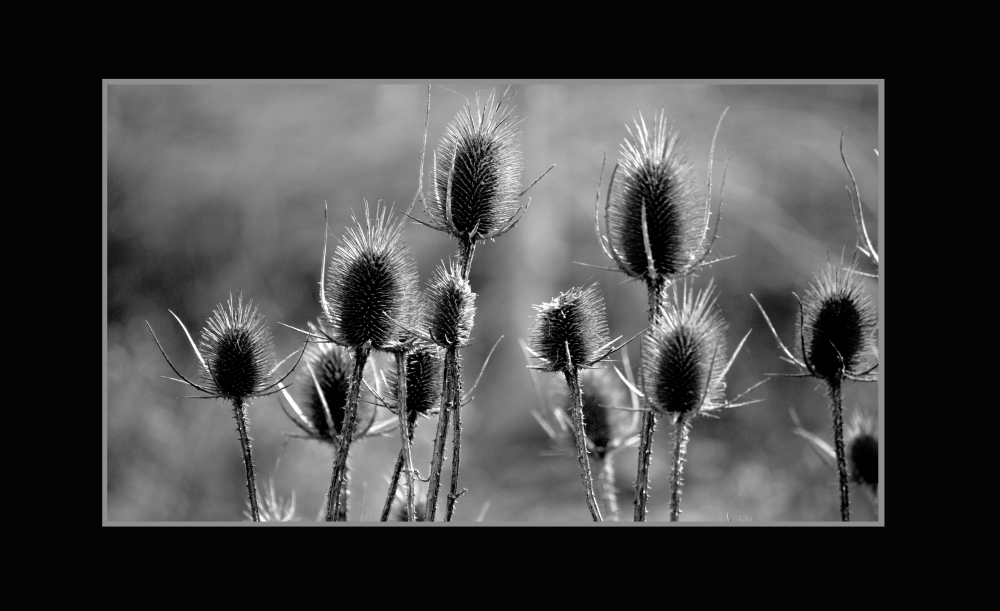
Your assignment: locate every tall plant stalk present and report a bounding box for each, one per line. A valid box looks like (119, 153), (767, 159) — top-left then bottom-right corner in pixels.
(233, 397), (260, 522)
(634, 278), (665, 521)
(668, 415), (691, 522)
(596, 454), (619, 521)
(382, 410), (419, 521)
(565, 367), (602, 521)
(827, 378), (849, 521)
(325, 345), (370, 521)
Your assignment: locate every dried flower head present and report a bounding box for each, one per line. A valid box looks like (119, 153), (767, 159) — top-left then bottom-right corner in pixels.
(644, 281), (728, 416)
(528, 284), (613, 374)
(424, 259), (476, 348)
(427, 88), (524, 243)
(197, 292), (278, 402)
(801, 263), (878, 382)
(386, 344), (444, 416)
(322, 202), (419, 351)
(847, 412), (878, 492)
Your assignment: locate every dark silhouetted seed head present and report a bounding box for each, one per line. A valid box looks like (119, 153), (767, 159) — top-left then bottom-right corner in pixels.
(425, 259), (476, 348)
(847, 413), (878, 491)
(801, 264), (877, 381)
(644, 281), (727, 416)
(529, 284), (611, 373)
(387, 345), (444, 415)
(199, 293), (276, 401)
(561, 369), (633, 460)
(430, 89), (523, 241)
(298, 327), (376, 441)
(390, 481), (428, 522)
(609, 111), (703, 281)
(324, 203), (419, 351)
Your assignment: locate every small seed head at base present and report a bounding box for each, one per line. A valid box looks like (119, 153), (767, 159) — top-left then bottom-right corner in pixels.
(323, 202), (420, 351)
(801, 263), (877, 381)
(390, 479), (428, 522)
(387, 344), (444, 416)
(528, 284), (612, 373)
(199, 292), (276, 402)
(644, 280), (727, 416)
(609, 111), (703, 281)
(557, 368), (633, 460)
(430, 89), (524, 241)
(425, 259), (476, 349)
(847, 412), (878, 492)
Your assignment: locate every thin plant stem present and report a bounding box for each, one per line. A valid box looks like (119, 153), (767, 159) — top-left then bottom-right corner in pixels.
(634, 277), (666, 521)
(444, 349), (465, 521)
(425, 346), (456, 521)
(233, 397), (259, 522)
(668, 414), (691, 522)
(596, 453), (619, 521)
(382, 411), (419, 521)
(827, 377), (850, 521)
(326, 344), (371, 522)
(458, 238), (476, 282)
(565, 367), (603, 522)
(394, 351), (416, 522)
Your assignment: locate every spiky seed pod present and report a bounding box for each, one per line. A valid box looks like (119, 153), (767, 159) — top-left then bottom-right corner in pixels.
(299, 329), (376, 442)
(430, 89), (524, 241)
(847, 413), (878, 491)
(556, 369), (633, 460)
(608, 111), (703, 281)
(801, 263), (878, 381)
(390, 481), (428, 522)
(529, 285), (611, 373)
(387, 345), (444, 415)
(324, 203), (419, 351)
(644, 281), (728, 416)
(199, 293), (277, 402)
(425, 260), (476, 348)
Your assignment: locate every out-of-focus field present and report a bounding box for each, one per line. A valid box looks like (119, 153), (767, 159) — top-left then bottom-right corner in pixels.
(106, 83), (879, 522)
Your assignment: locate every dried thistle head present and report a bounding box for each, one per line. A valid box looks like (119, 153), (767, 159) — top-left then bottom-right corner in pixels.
(199, 292), (277, 402)
(528, 284), (612, 374)
(323, 202), (419, 351)
(425, 259), (476, 348)
(386, 344), (444, 416)
(428, 88), (524, 243)
(644, 281), (728, 417)
(800, 263), (878, 382)
(846, 412), (878, 493)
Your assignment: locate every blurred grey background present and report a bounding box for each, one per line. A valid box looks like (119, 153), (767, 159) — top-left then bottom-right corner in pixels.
(106, 83), (879, 522)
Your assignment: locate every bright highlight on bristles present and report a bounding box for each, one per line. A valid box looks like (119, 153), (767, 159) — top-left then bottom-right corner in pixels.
(199, 292), (276, 401)
(643, 281), (727, 416)
(801, 263), (878, 381)
(388, 345), (444, 415)
(528, 284), (611, 373)
(425, 259), (476, 348)
(609, 111), (703, 280)
(323, 203), (420, 350)
(430, 89), (524, 241)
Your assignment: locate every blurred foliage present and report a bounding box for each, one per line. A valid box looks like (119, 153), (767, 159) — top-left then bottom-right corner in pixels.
(106, 83), (879, 522)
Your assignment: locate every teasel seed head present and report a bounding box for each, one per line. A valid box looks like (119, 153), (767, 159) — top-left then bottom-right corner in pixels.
(800, 263), (878, 382)
(847, 412), (878, 492)
(528, 284), (612, 374)
(425, 259), (476, 348)
(561, 369), (634, 460)
(429, 88), (524, 242)
(608, 111), (704, 282)
(299, 323), (377, 441)
(323, 202), (420, 351)
(198, 292), (277, 402)
(387, 344), (444, 416)
(643, 280), (728, 416)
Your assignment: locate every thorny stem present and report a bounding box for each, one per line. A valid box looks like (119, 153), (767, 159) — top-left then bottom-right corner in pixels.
(382, 411), (419, 521)
(395, 351), (416, 522)
(458, 237), (477, 281)
(596, 454), (619, 521)
(827, 377), (850, 522)
(634, 277), (666, 521)
(425, 346), (457, 521)
(233, 397), (259, 522)
(668, 415), (691, 522)
(565, 368), (603, 522)
(326, 344), (371, 521)
(445, 348), (465, 521)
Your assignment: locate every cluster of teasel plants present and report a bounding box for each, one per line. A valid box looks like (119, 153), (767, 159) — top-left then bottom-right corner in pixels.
(147, 86), (878, 522)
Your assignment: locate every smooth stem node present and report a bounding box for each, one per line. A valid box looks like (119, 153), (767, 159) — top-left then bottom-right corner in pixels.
(233, 397), (259, 522)
(565, 368), (603, 522)
(668, 415), (691, 522)
(382, 411), (419, 521)
(425, 346), (457, 521)
(827, 377), (850, 521)
(326, 344), (370, 521)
